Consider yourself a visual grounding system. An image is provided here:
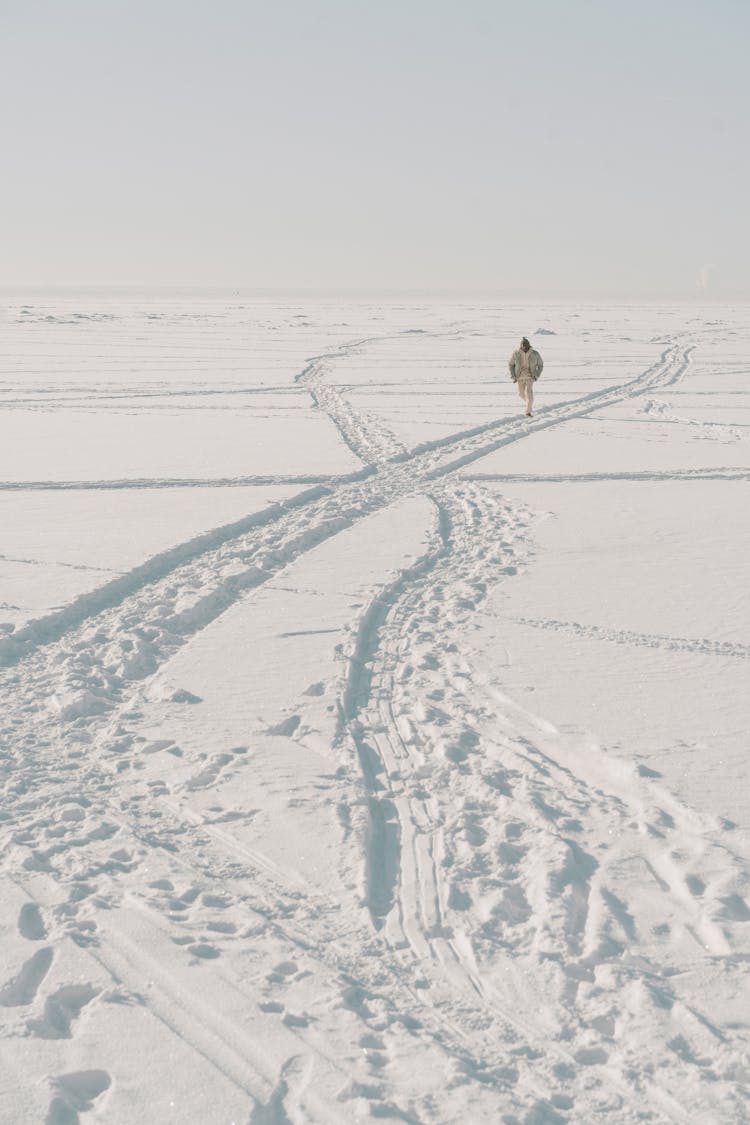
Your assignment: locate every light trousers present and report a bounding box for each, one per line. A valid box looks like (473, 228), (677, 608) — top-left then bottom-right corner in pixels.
(517, 376), (534, 412)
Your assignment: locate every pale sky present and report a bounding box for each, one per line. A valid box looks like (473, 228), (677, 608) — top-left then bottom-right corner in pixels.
(2, 0), (749, 296)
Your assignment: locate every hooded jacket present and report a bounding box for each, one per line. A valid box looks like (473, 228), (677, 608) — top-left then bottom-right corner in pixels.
(508, 345), (543, 382)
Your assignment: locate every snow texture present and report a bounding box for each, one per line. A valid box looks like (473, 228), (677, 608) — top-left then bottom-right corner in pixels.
(0, 295), (749, 1124)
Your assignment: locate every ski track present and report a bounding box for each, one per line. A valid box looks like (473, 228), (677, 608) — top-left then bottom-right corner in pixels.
(465, 468), (750, 484)
(641, 397), (750, 443)
(2, 328), (749, 1123)
(514, 617), (750, 661)
(0, 474), (343, 492)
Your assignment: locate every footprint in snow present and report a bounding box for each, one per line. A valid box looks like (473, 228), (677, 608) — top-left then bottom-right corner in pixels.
(18, 902), (47, 941)
(148, 878), (174, 891)
(719, 894), (750, 921)
(29, 983), (98, 1039)
(686, 874), (706, 897)
(205, 919), (236, 935)
(141, 738), (175, 756)
(482, 767), (514, 796)
(267, 714), (301, 738)
(448, 884), (472, 911)
(0, 948), (54, 1007)
(188, 943), (220, 960)
(169, 688), (202, 704)
(202, 892), (230, 909)
(150, 882), (241, 953)
(46, 1070), (111, 1125)
(248, 1054), (312, 1125)
(574, 1046), (609, 1066)
(282, 1011), (313, 1028)
(184, 752), (234, 791)
(267, 960), (298, 984)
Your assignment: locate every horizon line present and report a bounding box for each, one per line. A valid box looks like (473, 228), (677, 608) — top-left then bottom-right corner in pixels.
(1, 284), (748, 305)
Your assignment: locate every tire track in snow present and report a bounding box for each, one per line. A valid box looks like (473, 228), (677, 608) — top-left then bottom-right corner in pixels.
(336, 496), (450, 924)
(3, 330), (727, 1123)
(0, 336), (697, 959)
(336, 485), (688, 1119)
(334, 483), (668, 1117)
(0, 484), (333, 668)
(336, 479), (749, 1121)
(0, 531), (584, 1114)
(0, 336), (689, 679)
(0, 337), (690, 791)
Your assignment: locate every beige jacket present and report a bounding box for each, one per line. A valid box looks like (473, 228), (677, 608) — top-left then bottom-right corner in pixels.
(508, 346), (543, 382)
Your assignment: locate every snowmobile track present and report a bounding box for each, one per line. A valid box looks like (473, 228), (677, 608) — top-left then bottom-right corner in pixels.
(4, 326), (744, 1123)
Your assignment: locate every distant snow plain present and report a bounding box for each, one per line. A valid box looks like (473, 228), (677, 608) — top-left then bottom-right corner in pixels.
(0, 295), (748, 1124)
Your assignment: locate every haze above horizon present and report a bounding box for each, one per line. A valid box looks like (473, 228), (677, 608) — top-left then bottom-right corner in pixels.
(3, 0), (748, 298)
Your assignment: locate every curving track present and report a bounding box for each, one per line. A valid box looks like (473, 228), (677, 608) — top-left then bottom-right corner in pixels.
(2, 326), (748, 1123)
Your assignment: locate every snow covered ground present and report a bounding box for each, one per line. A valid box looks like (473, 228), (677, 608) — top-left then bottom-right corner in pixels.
(1, 294), (748, 1124)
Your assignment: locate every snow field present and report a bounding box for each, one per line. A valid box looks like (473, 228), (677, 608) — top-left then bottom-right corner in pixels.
(0, 296), (748, 1123)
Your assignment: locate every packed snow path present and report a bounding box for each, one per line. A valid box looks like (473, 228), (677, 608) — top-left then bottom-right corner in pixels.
(1, 305), (748, 1124)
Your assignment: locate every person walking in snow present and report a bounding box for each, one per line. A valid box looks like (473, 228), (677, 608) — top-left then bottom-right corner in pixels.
(508, 336), (543, 417)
